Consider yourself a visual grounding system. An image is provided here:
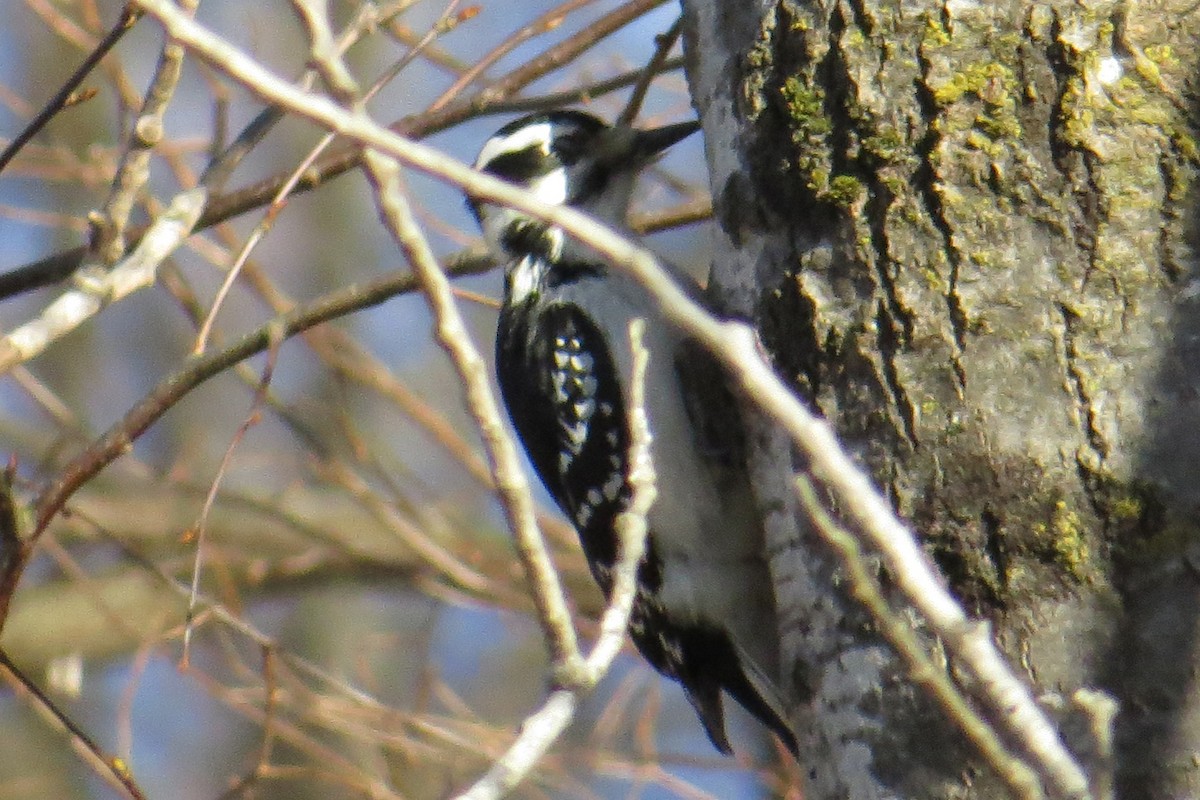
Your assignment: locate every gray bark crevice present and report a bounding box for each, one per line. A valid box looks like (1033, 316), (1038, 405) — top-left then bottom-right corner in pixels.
(682, 0), (1200, 796)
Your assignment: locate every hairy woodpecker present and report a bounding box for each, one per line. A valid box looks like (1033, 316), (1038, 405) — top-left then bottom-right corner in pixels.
(468, 110), (797, 757)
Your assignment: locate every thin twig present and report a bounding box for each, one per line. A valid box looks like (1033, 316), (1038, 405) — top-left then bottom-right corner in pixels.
(456, 321), (656, 800)
(483, 56), (686, 117)
(165, 231), (527, 601)
(312, 456), (495, 592)
(616, 16), (683, 127)
(72, 505), (413, 716)
(0, 186), (209, 373)
(795, 476), (1045, 800)
(25, 265), (405, 532)
(359, 147), (580, 668)
(215, 645), (279, 799)
(193, 0), (465, 354)
(0, 89), (283, 373)
(191, 0), (423, 346)
(0, 261), (469, 634)
(91, 0), (194, 265)
(0, 649), (148, 800)
(0, 6), (141, 177)
(427, 0), (601, 113)
(182, 322), (283, 664)
(64, 515), (411, 799)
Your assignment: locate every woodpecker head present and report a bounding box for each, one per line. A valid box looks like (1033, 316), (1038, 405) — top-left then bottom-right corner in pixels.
(469, 110), (700, 265)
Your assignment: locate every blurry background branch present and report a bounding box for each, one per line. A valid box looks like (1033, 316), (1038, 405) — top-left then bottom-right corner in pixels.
(0, 2), (734, 799)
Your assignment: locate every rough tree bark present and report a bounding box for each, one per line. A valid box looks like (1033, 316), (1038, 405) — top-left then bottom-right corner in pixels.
(680, 0), (1200, 797)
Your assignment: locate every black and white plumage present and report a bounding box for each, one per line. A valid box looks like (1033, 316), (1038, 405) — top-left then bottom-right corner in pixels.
(469, 110), (797, 757)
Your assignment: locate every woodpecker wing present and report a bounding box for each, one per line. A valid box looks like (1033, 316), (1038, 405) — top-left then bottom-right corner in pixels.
(497, 290), (799, 757)
(496, 297), (631, 579)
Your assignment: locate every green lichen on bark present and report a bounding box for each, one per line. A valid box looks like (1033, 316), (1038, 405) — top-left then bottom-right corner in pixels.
(779, 74), (835, 193)
(708, 0), (1200, 794)
(748, 0), (1199, 625)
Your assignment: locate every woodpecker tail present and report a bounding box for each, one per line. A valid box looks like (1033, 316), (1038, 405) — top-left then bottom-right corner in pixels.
(726, 640), (800, 758)
(677, 631), (799, 758)
(683, 674), (734, 755)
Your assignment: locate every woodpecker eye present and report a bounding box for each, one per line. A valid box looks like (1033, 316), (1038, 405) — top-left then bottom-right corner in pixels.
(551, 132), (587, 166)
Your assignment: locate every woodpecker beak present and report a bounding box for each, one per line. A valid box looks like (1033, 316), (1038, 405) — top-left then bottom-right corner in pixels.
(632, 119), (701, 162)
(593, 119), (700, 168)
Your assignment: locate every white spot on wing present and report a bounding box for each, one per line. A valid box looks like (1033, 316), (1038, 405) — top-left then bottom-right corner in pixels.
(574, 398), (595, 420)
(564, 420), (587, 449)
(602, 472), (623, 501)
(552, 372), (569, 402)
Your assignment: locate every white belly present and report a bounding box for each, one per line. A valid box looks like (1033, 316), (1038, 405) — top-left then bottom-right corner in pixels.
(558, 272), (775, 638)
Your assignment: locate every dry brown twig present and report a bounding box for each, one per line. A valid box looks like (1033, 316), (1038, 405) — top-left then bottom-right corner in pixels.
(181, 321), (283, 664)
(0, 5), (141, 177)
(192, 0), (446, 353)
(0, 4), (708, 797)
(0, 649), (148, 800)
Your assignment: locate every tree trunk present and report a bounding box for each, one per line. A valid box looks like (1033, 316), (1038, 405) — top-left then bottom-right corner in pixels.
(681, 0), (1200, 796)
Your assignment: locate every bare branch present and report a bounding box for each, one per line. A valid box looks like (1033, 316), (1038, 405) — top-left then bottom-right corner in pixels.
(0, 259), (488, 635)
(0, 186), (208, 373)
(0, 6), (141, 177)
(0, 649), (148, 800)
(91, 0), (193, 265)
(615, 16), (683, 127)
(359, 147), (580, 669)
(795, 476), (1044, 799)
(455, 320), (656, 800)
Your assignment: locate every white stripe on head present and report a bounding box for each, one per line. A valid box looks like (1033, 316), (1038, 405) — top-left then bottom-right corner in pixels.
(475, 120), (554, 171)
